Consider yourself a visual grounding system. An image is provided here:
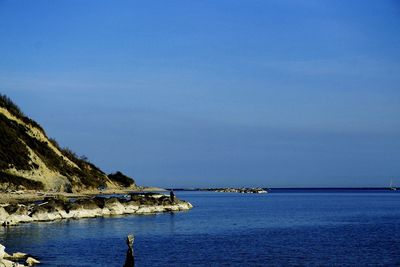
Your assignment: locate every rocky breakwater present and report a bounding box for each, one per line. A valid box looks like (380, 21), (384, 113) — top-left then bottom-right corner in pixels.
(0, 193), (193, 226)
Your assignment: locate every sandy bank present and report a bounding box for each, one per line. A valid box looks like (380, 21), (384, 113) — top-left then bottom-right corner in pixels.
(0, 187), (167, 204)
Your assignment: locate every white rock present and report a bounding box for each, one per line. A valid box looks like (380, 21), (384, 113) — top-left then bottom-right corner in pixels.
(150, 194), (166, 199)
(31, 211), (61, 221)
(26, 256), (40, 266)
(9, 252), (27, 259)
(58, 210), (73, 219)
(123, 204), (139, 214)
(105, 201), (125, 215)
(6, 214), (33, 224)
(135, 206), (153, 213)
(74, 208), (102, 218)
(167, 205), (180, 211)
(1, 259), (23, 267)
(152, 206), (165, 212)
(100, 208), (111, 216)
(0, 207), (10, 223)
(0, 244), (5, 260)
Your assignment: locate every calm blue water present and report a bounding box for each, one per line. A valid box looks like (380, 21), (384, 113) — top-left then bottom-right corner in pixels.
(1, 191), (400, 266)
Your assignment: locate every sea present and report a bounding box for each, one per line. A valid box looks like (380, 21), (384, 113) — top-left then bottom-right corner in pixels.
(1, 189), (399, 266)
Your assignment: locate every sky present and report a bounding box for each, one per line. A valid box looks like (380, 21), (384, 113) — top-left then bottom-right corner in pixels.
(0, 0), (399, 188)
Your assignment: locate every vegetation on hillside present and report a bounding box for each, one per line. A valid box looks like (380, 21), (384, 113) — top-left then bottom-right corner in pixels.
(0, 171), (44, 190)
(0, 94), (114, 191)
(0, 114), (32, 170)
(0, 94), (44, 131)
(108, 171), (136, 187)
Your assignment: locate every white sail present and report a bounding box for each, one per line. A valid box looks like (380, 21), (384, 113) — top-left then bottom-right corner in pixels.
(390, 179), (396, 190)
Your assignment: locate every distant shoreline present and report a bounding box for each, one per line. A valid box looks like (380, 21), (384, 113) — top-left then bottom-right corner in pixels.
(170, 187), (398, 192)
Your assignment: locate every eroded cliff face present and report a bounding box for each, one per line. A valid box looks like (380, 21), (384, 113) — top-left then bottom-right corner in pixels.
(0, 95), (135, 192)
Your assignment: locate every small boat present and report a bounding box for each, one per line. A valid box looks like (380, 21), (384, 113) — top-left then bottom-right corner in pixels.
(390, 179), (397, 191)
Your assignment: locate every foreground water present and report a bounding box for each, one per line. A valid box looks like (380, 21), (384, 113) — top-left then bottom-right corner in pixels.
(1, 190), (399, 266)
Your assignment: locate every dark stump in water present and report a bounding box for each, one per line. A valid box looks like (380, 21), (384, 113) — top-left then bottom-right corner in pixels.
(123, 235), (135, 267)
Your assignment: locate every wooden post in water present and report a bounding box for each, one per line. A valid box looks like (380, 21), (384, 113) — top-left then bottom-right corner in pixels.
(123, 234), (135, 267)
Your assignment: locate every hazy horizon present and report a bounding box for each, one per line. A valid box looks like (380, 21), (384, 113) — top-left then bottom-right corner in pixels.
(1, 0), (399, 188)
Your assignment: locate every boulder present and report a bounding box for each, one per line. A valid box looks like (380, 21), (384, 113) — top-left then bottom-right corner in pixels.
(9, 252), (28, 259)
(26, 256), (40, 266)
(1, 259), (22, 267)
(122, 202), (139, 214)
(135, 206), (153, 213)
(0, 244), (5, 260)
(104, 198), (125, 215)
(0, 207), (10, 224)
(0, 244), (29, 267)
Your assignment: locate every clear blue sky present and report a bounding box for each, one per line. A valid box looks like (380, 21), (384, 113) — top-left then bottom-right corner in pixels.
(1, 0), (399, 187)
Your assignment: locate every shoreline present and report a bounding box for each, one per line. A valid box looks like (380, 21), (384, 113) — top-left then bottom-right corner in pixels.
(0, 192), (192, 226)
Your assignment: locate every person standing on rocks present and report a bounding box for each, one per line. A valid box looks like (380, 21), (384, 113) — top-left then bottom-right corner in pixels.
(170, 190), (175, 203)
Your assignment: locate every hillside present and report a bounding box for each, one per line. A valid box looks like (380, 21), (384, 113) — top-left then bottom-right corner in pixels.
(0, 94), (136, 192)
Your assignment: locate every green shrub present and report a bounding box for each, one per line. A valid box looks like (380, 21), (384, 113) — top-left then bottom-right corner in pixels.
(108, 171), (136, 187)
